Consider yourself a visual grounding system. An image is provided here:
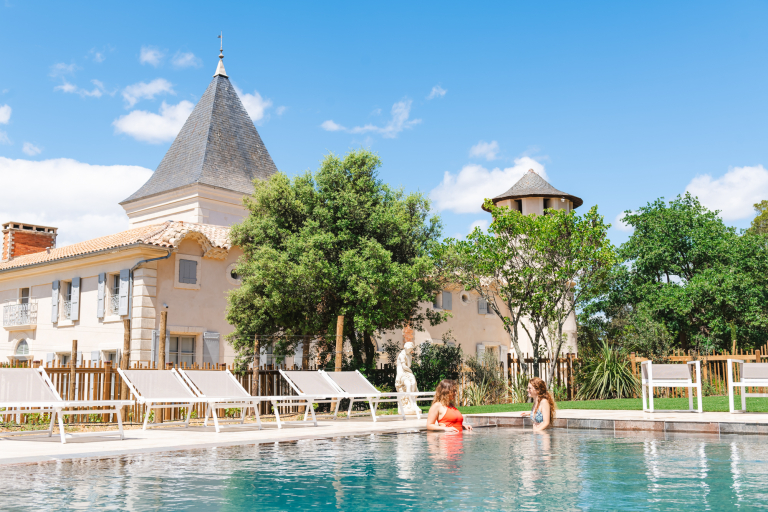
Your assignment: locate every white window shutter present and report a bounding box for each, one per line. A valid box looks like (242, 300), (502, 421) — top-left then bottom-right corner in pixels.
(118, 269), (130, 316)
(51, 280), (60, 323)
(443, 291), (452, 310)
(203, 332), (220, 365)
(114, 349), (121, 367)
(70, 277), (81, 321)
(478, 297), (488, 315)
(476, 343), (485, 359)
(97, 273), (106, 318)
(46, 352), (55, 365)
(259, 345), (268, 367)
(76, 351), (83, 366)
(294, 342), (304, 369)
(499, 345), (508, 363)
(91, 351), (101, 364)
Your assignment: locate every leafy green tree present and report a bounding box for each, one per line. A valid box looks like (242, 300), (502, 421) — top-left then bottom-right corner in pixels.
(611, 193), (768, 352)
(750, 200), (768, 235)
(226, 150), (445, 370)
(437, 201), (615, 381)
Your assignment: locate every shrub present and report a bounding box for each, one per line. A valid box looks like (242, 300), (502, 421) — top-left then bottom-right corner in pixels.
(507, 373), (529, 404)
(576, 342), (639, 399)
(412, 340), (463, 391)
(465, 349), (506, 404)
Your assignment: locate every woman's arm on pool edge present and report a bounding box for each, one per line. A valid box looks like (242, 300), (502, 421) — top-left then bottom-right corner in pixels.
(426, 403), (458, 432)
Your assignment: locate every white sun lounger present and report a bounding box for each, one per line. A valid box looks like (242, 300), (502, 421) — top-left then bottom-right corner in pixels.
(176, 368), (262, 432)
(641, 361), (703, 413)
(727, 360), (768, 413)
(321, 370), (435, 421)
(0, 368), (131, 444)
(279, 370), (347, 422)
(117, 369), (209, 430)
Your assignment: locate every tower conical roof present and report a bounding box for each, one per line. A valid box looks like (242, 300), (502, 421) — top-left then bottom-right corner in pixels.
(121, 71), (277, 205)
(482, 169), (583, 211)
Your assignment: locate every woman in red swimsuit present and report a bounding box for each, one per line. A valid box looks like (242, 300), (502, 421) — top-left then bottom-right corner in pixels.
(427, 379), (473, 432)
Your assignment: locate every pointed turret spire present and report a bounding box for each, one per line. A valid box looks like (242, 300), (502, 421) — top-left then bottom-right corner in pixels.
(214, 31), (228, 77)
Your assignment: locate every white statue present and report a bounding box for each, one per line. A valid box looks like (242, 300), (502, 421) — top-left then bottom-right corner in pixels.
(395, 342), (421, 415)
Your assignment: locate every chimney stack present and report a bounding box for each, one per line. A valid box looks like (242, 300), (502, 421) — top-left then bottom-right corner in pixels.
(2, 222), (58, 262)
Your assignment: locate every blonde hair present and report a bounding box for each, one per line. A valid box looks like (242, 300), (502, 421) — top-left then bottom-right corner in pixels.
(529, 377), (557, 421)
(432, 379), (458, 408)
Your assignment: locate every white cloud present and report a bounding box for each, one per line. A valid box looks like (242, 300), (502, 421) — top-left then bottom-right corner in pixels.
(685, 165), (768, 221)
(0, 131), (9, 145)
(0, 104), (10, 124)
(22, 142), (41, 156)
(91, 51), (105, 63)
(427, 85), (447, 100)
(321, 120), (346, 132)
(322, 99), (421, 139)
(54, 79), (105, 98)
(469, 140), (499, 161)
(140, 46), (164, 67)
(0, 157), (152, 247)
(172, 51), (201, 69)
(122, 78), (174, 107)
(469, 219), (489, 233)
(613, 212), (634, 232)
(112, 100), (194, 144)
(49, 63), (77, 77)
(430, 156), (548, 214)
(233, 86), (273, 122)
(275, 106), (287, 116)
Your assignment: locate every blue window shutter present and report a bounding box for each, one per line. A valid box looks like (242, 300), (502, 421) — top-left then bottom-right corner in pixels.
(478, 297), (487, 315)
(433, 294), (440, 309)
(51, 280), (59, 323)
(97, 273), (106, 318)
(203, 332), (220, 365)
(118, 269), (130, 316)
(76, 351), (83, 366)
(91, 351), (101, 364)
(443, 291), (452, 311)
(70, 277), (81, 321)
(476, 343), (485, 359)
(164, 330), (171, 363)
(179, 259), (198, 284)
(151, 330), (159, 365)
(114, 349), (121, 368)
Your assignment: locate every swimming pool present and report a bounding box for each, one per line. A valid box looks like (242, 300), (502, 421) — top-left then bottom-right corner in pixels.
(2, 427), (767, 510)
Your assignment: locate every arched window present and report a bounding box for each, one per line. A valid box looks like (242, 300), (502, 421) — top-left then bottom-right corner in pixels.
(15, 339), (29, 356)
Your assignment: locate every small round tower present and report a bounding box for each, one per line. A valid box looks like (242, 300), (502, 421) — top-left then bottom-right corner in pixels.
(482, 169), (583, 214)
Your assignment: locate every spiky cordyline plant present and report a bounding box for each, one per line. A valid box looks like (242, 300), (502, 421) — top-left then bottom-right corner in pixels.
(576, 342), (639, 400)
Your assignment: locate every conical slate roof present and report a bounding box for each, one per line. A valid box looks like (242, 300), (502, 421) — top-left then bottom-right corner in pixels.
(483, 169), (583, 211)
(121, 65), (278, 204)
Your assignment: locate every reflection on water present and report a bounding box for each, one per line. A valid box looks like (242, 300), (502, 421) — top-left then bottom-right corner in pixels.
(2, 429), (768, 511)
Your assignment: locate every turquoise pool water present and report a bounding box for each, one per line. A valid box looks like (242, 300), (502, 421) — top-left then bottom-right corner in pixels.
(2, 427), (768, 510)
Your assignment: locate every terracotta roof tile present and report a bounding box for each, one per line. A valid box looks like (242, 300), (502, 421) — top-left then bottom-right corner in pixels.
(0, 221), (231, 272)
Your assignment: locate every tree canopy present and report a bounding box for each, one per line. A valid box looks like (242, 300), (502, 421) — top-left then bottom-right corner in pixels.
(582, 193), (768, 355)
(226, 149), (445, 370)
(437, 201), (615, 381)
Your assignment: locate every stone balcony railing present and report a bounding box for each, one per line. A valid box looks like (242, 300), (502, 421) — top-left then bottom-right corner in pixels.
(2, 302), (38, 329)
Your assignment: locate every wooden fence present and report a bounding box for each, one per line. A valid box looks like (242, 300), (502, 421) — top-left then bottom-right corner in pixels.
(507, 353), (578, 400)
(629, 345), (768, 398)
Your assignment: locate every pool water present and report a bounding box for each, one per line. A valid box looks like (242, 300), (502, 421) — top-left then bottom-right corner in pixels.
(2, 427), (768, 511)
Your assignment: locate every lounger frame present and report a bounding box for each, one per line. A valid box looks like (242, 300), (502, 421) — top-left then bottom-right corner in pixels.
(117, 368), (207, 430)
(727, 359), (768, 413)
(641, 360), (703, 413)
(320, 370), (435, 422)
(176, 368), (262, 432)
(0, 368), (131, 444)
(279, 369), (344, 425)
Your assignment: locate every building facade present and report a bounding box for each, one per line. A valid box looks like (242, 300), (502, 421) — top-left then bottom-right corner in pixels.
(0, 53), (579, 369)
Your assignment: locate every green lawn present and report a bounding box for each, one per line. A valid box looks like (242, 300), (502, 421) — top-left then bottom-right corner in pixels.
(418, 396), (768, 415)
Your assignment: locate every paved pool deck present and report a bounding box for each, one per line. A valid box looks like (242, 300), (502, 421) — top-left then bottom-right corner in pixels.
(3, 409), (768, 466)
(466, 408), (768, 435)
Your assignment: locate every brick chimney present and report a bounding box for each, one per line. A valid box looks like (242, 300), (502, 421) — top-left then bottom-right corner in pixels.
(2, 222), (58, 262)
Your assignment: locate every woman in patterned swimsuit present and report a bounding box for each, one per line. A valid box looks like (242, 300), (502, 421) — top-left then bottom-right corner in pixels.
(520, 377), (556, 431)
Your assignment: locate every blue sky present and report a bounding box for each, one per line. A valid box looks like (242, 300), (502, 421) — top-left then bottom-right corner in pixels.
(1, 1), (767, 246)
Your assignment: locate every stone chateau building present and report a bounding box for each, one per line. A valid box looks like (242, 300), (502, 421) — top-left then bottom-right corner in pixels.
(0, 53), (579, 367)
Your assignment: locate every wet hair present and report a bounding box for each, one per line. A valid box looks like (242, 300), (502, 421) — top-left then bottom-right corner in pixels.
(433, 379), (458, 408)
(529, 377), (556, 421)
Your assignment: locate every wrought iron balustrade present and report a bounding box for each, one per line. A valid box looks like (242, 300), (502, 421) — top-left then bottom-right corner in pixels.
(2, 302), (38, 327)
(63, 300), (72, 320)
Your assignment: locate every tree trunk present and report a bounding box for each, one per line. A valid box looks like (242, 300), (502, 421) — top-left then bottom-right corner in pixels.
(679, 330), (689, 353)
(363, 331), (376, 370)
